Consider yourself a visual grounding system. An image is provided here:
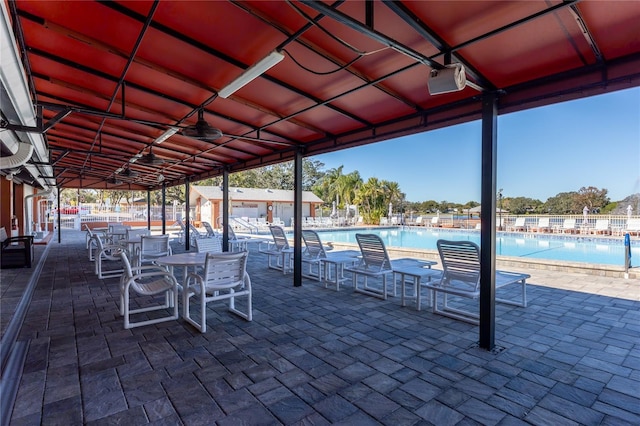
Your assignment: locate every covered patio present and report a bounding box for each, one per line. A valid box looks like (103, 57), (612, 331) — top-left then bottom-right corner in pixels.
(3, 230), (639, 424)
(1, 1), (639, 423)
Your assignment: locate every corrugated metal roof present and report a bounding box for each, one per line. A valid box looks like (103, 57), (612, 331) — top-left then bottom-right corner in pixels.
(2, 1), (638, 190)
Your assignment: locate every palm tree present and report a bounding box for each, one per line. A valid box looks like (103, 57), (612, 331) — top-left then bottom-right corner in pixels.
(356, 177), (385, 224)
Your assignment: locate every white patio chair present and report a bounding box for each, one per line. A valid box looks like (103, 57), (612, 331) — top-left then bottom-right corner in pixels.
(195, 235), (223, 254)
(126, 228), (151, 240)
(184, 251), (252, 332)
(94, 234), (124, 279)
(85, 225), (99, 260)
(119, 250), (178, 329)
(424, 240), (529, 325)
(107, 224), (130, 244)
(344, 233), (394, 299)
(136, 234), (172, 266)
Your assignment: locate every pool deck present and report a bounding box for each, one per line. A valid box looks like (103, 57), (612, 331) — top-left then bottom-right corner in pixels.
(1, 230), (639, 425)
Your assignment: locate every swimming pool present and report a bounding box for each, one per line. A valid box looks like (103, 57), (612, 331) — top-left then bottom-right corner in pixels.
(310, 227), (638, 266)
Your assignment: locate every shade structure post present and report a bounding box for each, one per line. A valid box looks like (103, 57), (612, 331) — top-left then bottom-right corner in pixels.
(293, 148), (303, 287)
(222, 169), (229, 252)
(479, 92), (498, 350)
(184, 178), (190, 251)
(160, 184), (166, 234)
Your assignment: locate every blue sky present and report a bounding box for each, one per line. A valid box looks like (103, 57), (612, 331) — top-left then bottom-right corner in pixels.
(312, 87), (639, 204)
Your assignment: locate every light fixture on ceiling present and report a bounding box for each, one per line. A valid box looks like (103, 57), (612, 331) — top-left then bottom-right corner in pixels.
(154, 126), (179, 144)
(135, 146), (166, 166)
(427, 63), (467, 95)
(182, 109), (223, 141)
(218, 50), (285, 98)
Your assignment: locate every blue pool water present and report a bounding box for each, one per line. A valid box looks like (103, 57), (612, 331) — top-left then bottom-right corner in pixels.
(310, 227), (638, 267)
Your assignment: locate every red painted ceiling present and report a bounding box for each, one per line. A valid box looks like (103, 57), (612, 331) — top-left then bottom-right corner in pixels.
(5, 0), (640, 189)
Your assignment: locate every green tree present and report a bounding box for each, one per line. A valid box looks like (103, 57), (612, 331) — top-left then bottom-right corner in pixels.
(544, 192), (577, 214)
(355, 177), (386, 224)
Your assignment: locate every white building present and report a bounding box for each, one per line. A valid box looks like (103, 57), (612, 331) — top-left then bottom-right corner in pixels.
(190, 186), (324, 228)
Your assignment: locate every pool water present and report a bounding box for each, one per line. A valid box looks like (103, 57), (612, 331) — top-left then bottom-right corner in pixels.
(310, 227), (638, 267)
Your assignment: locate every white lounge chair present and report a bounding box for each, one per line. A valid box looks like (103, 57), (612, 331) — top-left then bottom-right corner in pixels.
(530, 217), (551, 233)
(301, 229), (359, 286)
(508, 217), (527, 232)
(623, 218), (640, 236)
(590, 219), (610, 235)
(259, 226), (293, 273)
(556, 218), (577, 234)
(344, 234), (394, 300)
(423, 240), (529, 325)
(201, 221), (217, 238)
(428, 217), (440, 227)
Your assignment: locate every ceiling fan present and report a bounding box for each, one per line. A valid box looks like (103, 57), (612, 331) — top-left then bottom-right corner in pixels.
(134, 145), (167, 165)
(181, 108), (222, 141)
(119, 167), (139, 177)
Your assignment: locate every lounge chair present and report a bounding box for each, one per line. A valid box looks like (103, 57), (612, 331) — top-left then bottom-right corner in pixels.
(623, 218), (640, 236)
(507, 217), (527, 232)
(301, 229), (360, 286)
(259, 226), (293, 273)
(530, 217), (551, 233)
(344, 234), (394, 300)
(590, 219), (611, 235)
(423, 240), (529, 324)
(556, 218), (577, 234)
(201, 221), (217, 238)
(188, 223), (207, 247)
(428, 217), (440, 227)
(271, 217), (285, 227)
(227, 225), (250, 252)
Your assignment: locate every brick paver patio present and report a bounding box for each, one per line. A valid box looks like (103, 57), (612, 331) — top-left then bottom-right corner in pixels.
(2, 230), (639, 425)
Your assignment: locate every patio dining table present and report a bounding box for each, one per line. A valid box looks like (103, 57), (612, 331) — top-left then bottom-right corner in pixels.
(155, 252), (207, 328)
(155, 252), (207, 288)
